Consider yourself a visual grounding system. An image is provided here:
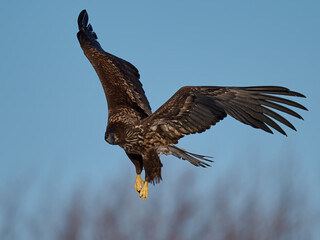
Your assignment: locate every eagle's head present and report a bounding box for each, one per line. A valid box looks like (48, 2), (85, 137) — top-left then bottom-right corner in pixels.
(105, 132), (119, 145)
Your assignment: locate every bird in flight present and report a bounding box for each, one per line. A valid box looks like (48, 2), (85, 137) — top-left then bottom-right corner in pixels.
(77, 10), (307, 201)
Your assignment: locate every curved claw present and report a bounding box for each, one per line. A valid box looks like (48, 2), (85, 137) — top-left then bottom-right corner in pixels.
(139, 182), (148, 201)
(134, 174), (145, 194)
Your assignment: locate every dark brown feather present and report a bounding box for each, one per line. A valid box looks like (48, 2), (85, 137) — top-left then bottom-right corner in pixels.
(77, 10), (152, 121)
(143, 86), (307, 144)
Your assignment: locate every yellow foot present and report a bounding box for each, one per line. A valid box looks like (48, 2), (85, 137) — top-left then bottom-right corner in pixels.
(139, 181), (148, 201)
(134, 174), (145, 194)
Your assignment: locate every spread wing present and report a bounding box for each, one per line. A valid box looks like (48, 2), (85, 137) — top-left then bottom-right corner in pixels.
(143, 86), (307, 144)
(77, 10), (151, 120)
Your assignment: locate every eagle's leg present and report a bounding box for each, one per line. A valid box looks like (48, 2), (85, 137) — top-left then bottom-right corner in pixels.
(139, 150), (162, 201)
(135, 174), (145, 194)
(126, 153), (144, 194)
(139, 181), (148, 201)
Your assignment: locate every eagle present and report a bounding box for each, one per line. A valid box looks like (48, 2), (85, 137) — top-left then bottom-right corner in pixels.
(77, 10), (307, 200)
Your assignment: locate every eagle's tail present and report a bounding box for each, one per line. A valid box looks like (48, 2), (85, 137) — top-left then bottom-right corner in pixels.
(163, 145), (213, 168)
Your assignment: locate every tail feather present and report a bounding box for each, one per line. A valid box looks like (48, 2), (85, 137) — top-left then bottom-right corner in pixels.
(166, 145), (213, 168)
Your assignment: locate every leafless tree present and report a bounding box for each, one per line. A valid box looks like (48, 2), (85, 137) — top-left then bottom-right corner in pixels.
(0, 155), (319, 240)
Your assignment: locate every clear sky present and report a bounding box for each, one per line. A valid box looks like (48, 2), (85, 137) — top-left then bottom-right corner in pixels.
(0, 0), (319, 235)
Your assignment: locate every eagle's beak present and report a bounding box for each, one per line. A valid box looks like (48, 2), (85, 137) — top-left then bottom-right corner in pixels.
(105, 133), (117, 145)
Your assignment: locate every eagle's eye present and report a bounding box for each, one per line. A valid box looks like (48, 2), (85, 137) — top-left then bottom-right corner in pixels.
(105, 133), (118, 145)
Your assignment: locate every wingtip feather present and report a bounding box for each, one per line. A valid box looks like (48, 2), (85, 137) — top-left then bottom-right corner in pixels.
(78, 9), (88, 30)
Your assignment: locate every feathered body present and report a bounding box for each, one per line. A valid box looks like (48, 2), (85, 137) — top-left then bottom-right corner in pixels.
(77, 10), (307, 199)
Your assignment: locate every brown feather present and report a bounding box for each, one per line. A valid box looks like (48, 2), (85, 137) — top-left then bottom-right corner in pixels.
(143, 86), (306, 143)
(77, 11), (151, 121)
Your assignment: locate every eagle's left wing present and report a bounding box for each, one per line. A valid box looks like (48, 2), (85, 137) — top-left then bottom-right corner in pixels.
(143, 86), (307, 145)
(77, 10), (151, 119)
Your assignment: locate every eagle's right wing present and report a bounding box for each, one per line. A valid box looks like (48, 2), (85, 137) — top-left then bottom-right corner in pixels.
(143, 86), (307, 145)
(77, 10), (151, 120)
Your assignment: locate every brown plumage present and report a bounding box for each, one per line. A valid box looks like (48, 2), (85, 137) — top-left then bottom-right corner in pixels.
(77, 10), (307, 200)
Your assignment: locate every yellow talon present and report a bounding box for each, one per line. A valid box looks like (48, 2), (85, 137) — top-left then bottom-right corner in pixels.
(139, 181), (148, 201)
(134, 174), (144, 194)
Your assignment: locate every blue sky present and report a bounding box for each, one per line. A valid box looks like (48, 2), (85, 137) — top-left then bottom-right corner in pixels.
(0, 0), (319, 228)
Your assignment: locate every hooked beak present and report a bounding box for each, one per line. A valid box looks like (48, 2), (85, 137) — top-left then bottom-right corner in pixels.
(105, 133), (117, 145)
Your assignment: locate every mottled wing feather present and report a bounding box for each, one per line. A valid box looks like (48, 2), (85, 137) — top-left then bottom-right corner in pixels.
(144, 86), (307, 144)
(77, 10), (151, 120)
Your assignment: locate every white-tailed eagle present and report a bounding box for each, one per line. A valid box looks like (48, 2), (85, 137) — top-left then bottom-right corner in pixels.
(77, 10), (307, 200)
